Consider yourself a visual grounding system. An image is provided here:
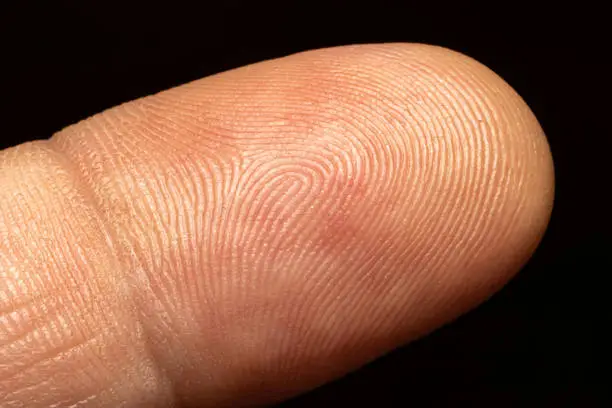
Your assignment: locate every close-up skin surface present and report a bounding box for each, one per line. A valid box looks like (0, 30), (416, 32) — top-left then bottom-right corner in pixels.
(0, 43), (554, 407)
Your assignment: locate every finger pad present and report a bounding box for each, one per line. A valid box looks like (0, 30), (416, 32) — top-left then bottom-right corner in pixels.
(51, 43), (554, 406)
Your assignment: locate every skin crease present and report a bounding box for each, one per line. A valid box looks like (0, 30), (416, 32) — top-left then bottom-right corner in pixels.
(0, 44), (554, 407)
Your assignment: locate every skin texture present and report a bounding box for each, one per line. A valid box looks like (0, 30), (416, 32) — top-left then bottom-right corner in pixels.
(0, 44), (554, 407)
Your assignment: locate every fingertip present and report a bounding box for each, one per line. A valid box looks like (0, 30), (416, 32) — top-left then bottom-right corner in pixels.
(46, 42), (555, 406)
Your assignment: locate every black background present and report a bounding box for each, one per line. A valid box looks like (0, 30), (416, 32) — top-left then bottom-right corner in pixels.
(1, 1), (608, 406)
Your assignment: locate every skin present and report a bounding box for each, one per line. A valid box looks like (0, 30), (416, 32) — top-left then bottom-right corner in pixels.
(0, 43), (554, 407)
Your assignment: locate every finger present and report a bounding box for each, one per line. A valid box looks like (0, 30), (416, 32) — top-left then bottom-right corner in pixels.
(1, 43), (554, 407)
